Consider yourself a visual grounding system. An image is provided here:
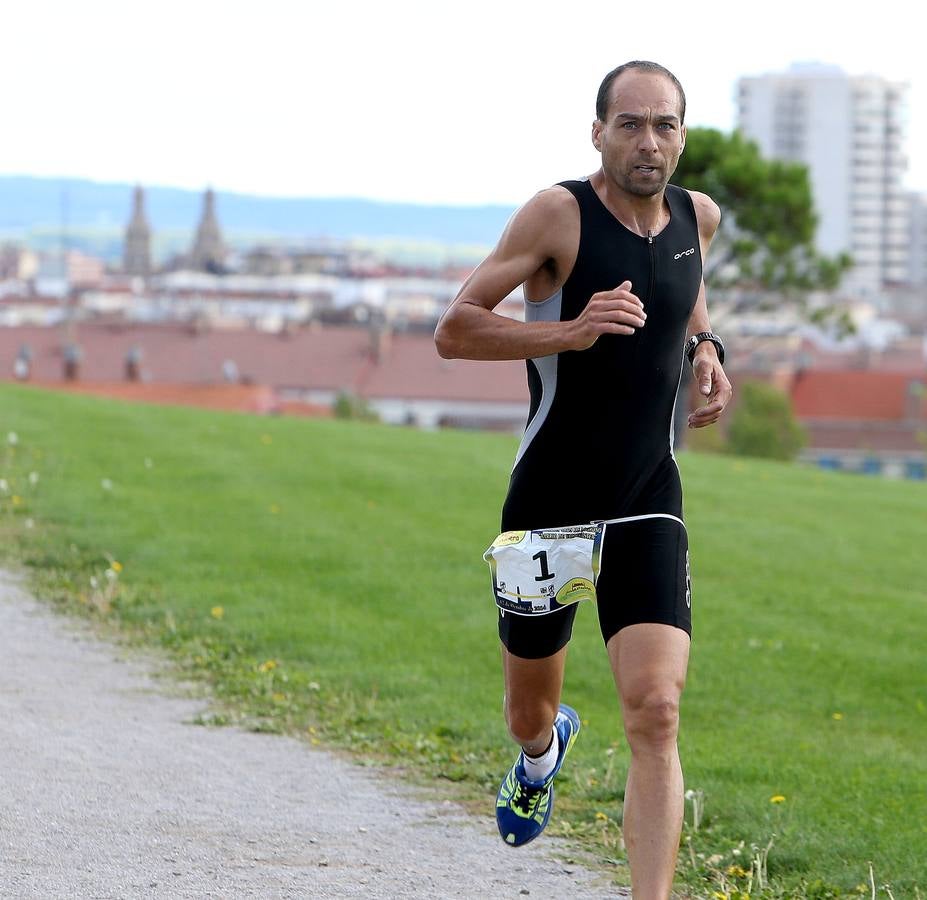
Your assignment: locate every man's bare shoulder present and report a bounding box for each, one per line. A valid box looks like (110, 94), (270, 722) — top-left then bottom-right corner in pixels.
(509, 184), (579, 230)
(494, 185), (580, 263)
(684, 189), (722, 236)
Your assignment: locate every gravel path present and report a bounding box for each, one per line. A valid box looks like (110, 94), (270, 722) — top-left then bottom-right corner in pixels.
(0, 570), (626, 899)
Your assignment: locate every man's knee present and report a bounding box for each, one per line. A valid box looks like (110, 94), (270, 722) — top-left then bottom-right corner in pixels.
(623, 689), (681, 751)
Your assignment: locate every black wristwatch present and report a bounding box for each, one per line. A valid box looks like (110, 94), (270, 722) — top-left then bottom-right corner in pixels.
(685, 331), (725, 366)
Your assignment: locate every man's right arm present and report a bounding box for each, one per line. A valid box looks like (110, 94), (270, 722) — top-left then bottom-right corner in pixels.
(434, 189), (646, 361)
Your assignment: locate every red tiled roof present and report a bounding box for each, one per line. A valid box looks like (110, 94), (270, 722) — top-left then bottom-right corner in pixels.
(0, 323), (366, 392)
(358, 333), (526, 403)
(0, 322), (528, 404)
(791, 370), (927, 421)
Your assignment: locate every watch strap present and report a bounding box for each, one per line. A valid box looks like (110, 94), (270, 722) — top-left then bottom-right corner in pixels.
(686, 331), (725, 366)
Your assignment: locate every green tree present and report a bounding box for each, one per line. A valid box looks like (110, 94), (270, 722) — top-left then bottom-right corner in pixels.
(727, 380), (806, 461)
(672, 128), (853, 306)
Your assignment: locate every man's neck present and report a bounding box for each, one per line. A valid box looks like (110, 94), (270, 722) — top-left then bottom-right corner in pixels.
(589, 169), (670, 237)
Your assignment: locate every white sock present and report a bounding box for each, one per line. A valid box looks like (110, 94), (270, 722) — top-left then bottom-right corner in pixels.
(522, 728), (559, 782)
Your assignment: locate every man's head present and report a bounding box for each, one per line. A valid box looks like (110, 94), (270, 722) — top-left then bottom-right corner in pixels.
(596, 61), (686, 125)
(592, 61), (687, 198)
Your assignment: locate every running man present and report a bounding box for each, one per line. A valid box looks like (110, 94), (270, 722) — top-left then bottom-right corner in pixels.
(434, 61), (732, 899)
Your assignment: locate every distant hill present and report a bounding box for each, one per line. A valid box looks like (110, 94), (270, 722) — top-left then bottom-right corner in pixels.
(0, 176), (516, 259)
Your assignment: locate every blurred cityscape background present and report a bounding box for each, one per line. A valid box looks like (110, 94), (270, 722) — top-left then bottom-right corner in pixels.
(1, 62), (925, 479)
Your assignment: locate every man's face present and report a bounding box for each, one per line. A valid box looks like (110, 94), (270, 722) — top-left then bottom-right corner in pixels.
(591, 70), (686, 198)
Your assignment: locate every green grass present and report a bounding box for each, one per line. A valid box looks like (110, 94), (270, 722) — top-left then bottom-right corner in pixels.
(2, 382), (925, 898)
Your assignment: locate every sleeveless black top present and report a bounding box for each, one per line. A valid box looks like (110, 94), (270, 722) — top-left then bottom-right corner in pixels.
(501, 180), (702, 531)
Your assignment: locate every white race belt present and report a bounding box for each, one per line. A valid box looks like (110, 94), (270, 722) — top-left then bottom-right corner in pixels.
(483, 522), (606, 616)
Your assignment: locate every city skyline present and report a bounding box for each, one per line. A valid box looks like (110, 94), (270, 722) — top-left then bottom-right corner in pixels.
(3, 0), (925, 206)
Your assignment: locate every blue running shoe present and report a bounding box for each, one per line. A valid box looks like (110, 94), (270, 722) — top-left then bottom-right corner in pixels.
(496, 704), (581, 847)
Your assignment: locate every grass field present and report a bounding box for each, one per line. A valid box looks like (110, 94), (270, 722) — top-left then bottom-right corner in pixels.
(2, 382), (924, 898)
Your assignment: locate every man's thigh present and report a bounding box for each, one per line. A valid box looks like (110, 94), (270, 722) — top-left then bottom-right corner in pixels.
(497, 602), (578, 660)
(595, 514), (691, 645)
(606, 622), (691, 708)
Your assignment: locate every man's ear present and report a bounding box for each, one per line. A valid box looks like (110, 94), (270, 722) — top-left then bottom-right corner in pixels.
(591, 120), (603, 152)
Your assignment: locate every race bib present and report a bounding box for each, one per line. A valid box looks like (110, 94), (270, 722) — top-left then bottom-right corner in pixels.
(483, 522), (606, 616)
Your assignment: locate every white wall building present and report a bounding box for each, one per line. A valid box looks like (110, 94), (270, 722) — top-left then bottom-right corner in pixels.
(737, 63), (909, 298)
(909, 192), (927, 288)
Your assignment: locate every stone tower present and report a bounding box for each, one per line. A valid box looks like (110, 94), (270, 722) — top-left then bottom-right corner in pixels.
(123, 185), (152, 277)
(190, 188), (226, 273)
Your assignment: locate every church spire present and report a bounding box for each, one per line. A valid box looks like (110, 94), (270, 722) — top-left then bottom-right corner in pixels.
(123, 184), (152, 277)
(190, 187), (226, 273)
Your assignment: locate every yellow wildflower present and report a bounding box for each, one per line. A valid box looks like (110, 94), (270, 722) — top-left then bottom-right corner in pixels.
(832, 712), (844, 720)
(111, 560), (123, 573)
(770, 794), (786, 804)
(210, 606), (225, 620)
(595, 811), (608, 822)
(258, 659), (278, 672)
(12, 495), (22, 506)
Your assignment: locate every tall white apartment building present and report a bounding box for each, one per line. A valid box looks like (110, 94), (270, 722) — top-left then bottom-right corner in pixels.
(909, 192), (927, 287)
(736, 63), (909, 297)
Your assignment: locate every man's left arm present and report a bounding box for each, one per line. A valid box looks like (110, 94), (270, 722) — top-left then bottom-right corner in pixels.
(686, 191), (733, 429)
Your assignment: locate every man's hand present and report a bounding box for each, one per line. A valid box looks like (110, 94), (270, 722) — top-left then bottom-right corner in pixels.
(569, 280), (646, 350)
(687, 345), (733, 428)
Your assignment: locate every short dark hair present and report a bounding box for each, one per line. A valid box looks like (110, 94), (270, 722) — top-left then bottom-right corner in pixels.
(595, 61), (686, 124)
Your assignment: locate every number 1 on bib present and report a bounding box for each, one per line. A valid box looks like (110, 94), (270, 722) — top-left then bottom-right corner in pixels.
(533, 550), (555, 582)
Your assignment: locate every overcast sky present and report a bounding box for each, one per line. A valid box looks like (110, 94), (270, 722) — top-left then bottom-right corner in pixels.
(4, 0), (924, 206)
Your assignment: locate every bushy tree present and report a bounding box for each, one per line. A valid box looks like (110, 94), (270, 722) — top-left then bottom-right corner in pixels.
(726, 381), (806, 461)
(672, 128), (852, 305)
(333, 391), (379, 422)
